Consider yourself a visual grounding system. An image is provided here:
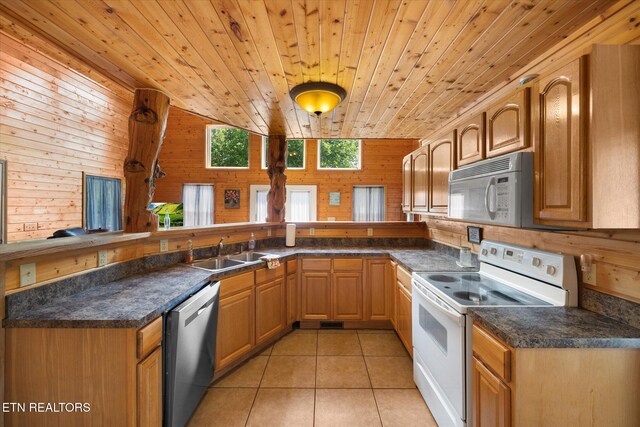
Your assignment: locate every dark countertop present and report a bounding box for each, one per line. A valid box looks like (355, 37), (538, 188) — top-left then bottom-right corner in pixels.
(4, 246), (470, 329)
(468, 307), (640, 349)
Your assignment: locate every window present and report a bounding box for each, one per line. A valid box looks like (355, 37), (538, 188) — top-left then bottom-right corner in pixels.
(353, 186), (385, 222)
(249, 185), (317, 222)
(183, 184), (214, 227)
(206, 126), (249, 168)
(262, 138), (306, 169)
(318, 139), (361, 170)
(84, 174), (122, 231)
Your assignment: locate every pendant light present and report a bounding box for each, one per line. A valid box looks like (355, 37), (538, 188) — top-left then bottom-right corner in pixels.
(290, 82), (347, 116)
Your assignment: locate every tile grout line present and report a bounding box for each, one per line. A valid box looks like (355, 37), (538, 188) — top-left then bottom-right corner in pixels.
(358, 331), (386, 427)
(313, 329), (318, 427)
(244, 344), (272, 427)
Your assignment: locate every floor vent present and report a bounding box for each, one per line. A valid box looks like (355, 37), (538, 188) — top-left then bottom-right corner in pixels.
(319, 321), (344, 329)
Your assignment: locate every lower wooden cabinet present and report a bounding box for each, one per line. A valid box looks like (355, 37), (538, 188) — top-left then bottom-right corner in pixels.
(301, 271), (332, 320)
(216, 288), (255, 370)
(389, 261), (398, 328)
(137, 346), (163, 427)
(255, 278), (285, 345)
(332, 271), (363, 320)
(472, 356), (510, 427)
(395, 282), (413, 356)
(286, 272), (297, 325)
(365, 258), (392, 321)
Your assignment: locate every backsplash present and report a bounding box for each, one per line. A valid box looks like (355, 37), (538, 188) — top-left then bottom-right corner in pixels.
(580, 288), (640, 330)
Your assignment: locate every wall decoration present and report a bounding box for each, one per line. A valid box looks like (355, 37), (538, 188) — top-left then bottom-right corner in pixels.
(329, 192), (341, 206)
(224, 189), (240, 209)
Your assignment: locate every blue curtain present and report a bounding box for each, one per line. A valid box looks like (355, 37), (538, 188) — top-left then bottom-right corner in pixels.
(86, 175), (122, 231)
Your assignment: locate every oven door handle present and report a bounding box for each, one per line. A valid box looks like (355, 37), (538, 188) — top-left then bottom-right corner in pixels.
(414, 282), (464, 325)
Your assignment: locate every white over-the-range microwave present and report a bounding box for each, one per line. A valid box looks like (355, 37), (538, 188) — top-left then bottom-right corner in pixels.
(448, 151), (538, 228)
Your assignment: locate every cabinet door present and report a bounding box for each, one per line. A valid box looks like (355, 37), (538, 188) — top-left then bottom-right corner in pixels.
(216, 288), (255, 371)
(472, 357), (511, 427)
(255, 278), (285, 345)
(332, 272), (363, 320)
(457, 113), (486, 166)
(286, 273), (297, 326)
(486, 88), (530, 157)
(137, 347), (162, 427)
(390, 261), (398, 329)
(365, 259), (391, 321)
(301, 272), (331, 320)
(533, 57), (587, 225)
(428, 135), (456, 213)
(411, 145), (429, 212)
(402, 154), (412, 211)
(396, 283), (413, 357)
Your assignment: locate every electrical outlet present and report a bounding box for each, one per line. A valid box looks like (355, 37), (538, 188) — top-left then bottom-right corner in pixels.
(20, 263), (36, 287)
(24, 223), (36, 231)
(160, 239), (169, 252)
(98, 250), (108, 267)
(367, 228), (373, 236)
(267, 228), (272, 237)
(583, 264), (597, 285)
(309, 227), (315, 236)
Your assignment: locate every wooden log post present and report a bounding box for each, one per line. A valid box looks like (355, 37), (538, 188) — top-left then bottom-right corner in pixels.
(124, 89), (170, 232)
(266, 134), (287, 222)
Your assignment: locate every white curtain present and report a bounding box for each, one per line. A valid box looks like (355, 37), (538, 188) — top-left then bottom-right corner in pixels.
(289, 191), (311, 222)
(255, 190), (268, 222)
(85, 175), (122, 231)
(183, 184), (214, 227)
(353, 186), (385, 221)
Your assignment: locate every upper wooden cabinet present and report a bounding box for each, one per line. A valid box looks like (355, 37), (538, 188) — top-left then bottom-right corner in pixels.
(532, 57), (588, 226)
(402, 154), (412, 212)
(486, 88), (530, 157)
(457, 113), (486, 166)
(428, 132), (456, 214)
(411, 145), (429, 213)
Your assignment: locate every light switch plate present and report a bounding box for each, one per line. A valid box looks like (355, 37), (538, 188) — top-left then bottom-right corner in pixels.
(98, 250), (108, 267)
(367, 228), (373, 236)
(583, 264), (596, 285)
(267, 228), (272, 237)
(309, 228), (315, 236)
(160, 239), (169, 252)
(20, 263), (36, 287)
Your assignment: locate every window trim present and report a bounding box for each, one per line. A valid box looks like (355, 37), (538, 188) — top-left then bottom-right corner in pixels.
(82, 172), (123, 231)
(317, 139), (362, 170)
(249, 184), (318, 222)
(261, 137), (306, 170)
(352, 185), (387, 222)
(205, 124), (251, 169)
(0, 160), (6, 244)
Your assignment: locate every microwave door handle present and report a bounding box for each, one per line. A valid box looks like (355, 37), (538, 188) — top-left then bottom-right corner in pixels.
(484, 178), (497, 220)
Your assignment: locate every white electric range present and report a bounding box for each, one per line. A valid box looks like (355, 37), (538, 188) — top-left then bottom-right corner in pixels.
(411, 240), (578, 427)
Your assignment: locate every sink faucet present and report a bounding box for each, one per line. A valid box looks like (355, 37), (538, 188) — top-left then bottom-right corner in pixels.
(216, 238), (224, 257)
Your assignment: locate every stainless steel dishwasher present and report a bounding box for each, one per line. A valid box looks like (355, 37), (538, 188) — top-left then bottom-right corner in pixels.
(164, 280), (220, 427)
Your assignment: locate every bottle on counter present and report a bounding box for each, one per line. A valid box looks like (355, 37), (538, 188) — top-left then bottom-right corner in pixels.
(163, 212), (171, 230)
(185, 240), (194, 263)
(248, 232), (256, 251)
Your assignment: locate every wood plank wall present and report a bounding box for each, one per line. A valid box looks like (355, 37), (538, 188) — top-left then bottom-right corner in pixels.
(153, 108), (418, 223)
(0, 32), (132, 242)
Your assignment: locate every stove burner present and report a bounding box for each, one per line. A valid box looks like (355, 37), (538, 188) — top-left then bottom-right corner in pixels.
(428, 274), (457, 283)
(462, 274), (481, 282)
(453, 291), (487, 303)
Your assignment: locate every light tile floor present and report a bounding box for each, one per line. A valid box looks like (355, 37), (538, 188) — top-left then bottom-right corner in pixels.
(189, 329), (438, 427)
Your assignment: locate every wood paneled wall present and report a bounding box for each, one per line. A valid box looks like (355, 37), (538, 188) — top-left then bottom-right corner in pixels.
(0, 31), (132, 241)
(154, 108), (418, 223)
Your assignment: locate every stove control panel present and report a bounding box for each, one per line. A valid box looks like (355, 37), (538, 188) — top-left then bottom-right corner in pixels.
(478, 240), (577, 295)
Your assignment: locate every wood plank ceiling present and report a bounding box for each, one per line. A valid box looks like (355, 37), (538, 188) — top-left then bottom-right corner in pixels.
(0, 0), (619, 139)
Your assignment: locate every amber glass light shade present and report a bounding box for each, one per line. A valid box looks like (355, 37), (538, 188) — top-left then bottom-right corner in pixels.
(290, 82), (347, 115)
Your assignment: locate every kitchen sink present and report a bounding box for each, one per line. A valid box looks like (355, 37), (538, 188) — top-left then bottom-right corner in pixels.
(228, 251), (271, 262)
(190, 257), (245, 272)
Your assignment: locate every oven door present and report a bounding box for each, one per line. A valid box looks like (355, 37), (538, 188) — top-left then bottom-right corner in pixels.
(412, 280), (466, 426)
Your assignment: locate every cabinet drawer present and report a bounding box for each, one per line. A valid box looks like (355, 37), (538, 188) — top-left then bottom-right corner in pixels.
(397, 266), (412, 292)
(333, 258), (363, 271)
(472, 323), (511, 382)
(287, 259), (298, 274)
(302, 258), (331, 271)
(220, 271), (255, 298)
(137, 316), (162, 359)
(256, 265), (284, 284)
